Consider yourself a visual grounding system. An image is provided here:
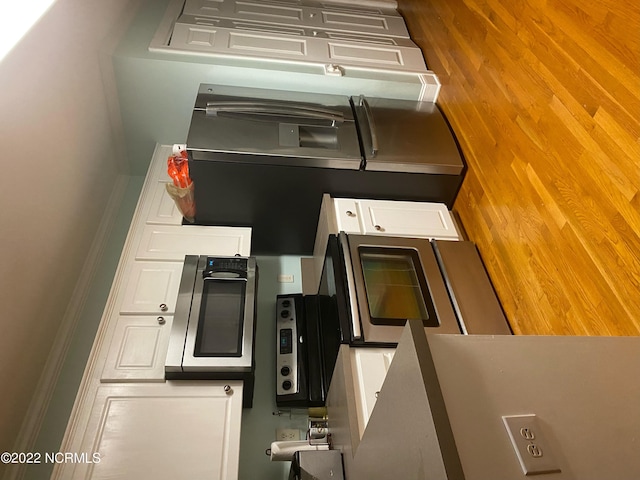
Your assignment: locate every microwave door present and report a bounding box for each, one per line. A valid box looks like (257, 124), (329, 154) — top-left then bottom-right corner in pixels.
(183, 275), (254, 372)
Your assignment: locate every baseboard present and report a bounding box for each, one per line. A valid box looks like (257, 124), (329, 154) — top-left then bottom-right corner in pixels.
(3, 175), (130, 480)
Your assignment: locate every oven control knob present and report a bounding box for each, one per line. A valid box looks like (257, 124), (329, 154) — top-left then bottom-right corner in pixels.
(280, 366), (290, 376)
(280, 309), (290, 319)
(282, 380), (292, 391)
(282, 299), (291, 308)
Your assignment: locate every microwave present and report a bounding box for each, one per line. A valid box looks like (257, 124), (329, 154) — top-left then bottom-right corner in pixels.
(276, 233), (511, 407)
(166, 255), (258, 407)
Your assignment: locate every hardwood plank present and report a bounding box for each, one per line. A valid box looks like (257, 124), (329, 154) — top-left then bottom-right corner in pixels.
(398, 0), (640, 335)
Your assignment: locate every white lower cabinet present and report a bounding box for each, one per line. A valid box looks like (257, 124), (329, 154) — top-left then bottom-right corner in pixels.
(101, 315), (173, 382)
(53, 381), (243, 480)
(350, 348), (395, 438)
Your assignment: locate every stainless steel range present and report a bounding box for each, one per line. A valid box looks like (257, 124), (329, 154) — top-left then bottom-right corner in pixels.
(276, 233), (511, 408)
(166, 255), (258, 407)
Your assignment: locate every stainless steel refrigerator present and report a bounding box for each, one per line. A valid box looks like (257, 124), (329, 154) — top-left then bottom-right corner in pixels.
(186, 84), (466, 254)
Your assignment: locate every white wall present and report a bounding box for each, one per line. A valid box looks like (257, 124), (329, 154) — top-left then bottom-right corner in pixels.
(0, 0), (140, 466)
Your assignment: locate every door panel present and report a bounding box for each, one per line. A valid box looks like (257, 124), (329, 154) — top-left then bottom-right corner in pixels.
(184, 0), (409, 37)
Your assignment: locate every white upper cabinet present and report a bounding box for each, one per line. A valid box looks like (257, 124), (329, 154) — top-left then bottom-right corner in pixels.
(56, 145), (250, 480)
(355, 199), (460, 239)
(54, 382), (243, 480)
(135, 224), (252, 260)
(119, 261), (184, 315)
(101, 314), (173, 382)
(146, 181), (184, 225)
(325, 195), (460, 240)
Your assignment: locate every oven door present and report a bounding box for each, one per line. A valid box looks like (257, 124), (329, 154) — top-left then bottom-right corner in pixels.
(182, 256), (256, 372)
(340, 233), (461, 344)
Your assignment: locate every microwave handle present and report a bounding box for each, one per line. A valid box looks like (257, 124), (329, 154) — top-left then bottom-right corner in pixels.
(203, 271), (247, 280)
(339, 232), (362, 340)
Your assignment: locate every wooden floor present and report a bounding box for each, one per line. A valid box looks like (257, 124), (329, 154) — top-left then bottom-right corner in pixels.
(398, 0), (640, 335)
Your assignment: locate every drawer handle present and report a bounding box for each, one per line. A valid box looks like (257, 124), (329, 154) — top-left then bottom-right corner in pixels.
(346, 210), (356, 217)
(224, 385), (233, 395)
(159, 303), (168, 312)
(157, 316), (166, 325)
(374, 225), (383, 231)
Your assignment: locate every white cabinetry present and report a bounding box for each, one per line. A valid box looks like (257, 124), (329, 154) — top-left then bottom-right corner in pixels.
(54, 145), (249, 480)
(119, 261), (183, 315)
(101, 314), (173, 382)
(310, 194), (460, 292)
(349, 199), (459, 237)
(101, 260), (180, 382)
(59, 382), (243, 480)
(350, 348), (395, 438)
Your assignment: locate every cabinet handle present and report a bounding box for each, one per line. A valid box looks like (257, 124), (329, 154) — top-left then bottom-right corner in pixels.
(157, 316), (166, 325)
(346, 210), (356, 217)
(159, 303), (168, 312)
(374, 225), (383, 231)
(224, 385), (233, 395)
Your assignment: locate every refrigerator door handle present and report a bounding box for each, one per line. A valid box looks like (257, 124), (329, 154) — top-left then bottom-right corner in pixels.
(359, 95), (379, 158)
(202, 101), (345, 126)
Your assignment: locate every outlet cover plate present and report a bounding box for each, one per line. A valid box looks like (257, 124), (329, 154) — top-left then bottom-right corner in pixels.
(502, 414), (561, 476)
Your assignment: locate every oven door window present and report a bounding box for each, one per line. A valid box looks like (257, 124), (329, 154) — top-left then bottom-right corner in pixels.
(194, 279), (246, 357)
(359, 248), (439, 327)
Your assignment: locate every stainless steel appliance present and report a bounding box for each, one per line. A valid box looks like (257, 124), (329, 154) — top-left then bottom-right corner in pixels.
(276, 233), (511, 407)
(166, 255), (257, 407)
(289, 451), (345, 480)
(186, 84), (466, 254)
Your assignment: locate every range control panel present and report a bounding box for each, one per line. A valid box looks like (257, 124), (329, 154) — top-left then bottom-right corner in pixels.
(276, 296), (299, 397)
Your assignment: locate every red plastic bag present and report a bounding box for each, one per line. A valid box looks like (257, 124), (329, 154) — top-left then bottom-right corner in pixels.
(166, 152), (196, 222)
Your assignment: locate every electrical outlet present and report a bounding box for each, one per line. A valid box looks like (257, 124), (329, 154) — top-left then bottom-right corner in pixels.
(502, 414), (561, 476)
(276, 428), (300, 441)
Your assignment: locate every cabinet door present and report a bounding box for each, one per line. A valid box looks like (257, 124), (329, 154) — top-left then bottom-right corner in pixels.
(183, 0), (410, 37)
(333, 198), (362, 233)
(357, 200), (459, 239)
(58, 382), (243, 480)
(146, 181), (184, 225)
(350, 348), (395, 437)
(135, 224), (252, 260)
(119, 261), (183, 315)
(101, 315), (173, 382)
